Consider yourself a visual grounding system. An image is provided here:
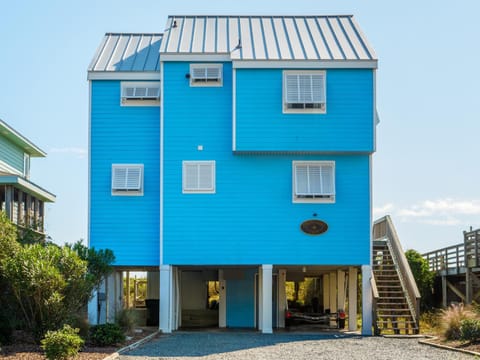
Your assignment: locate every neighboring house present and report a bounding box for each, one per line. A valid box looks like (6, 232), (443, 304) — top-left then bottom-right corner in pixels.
(0, 119), (56, 236)
(87, 15), (378, 334)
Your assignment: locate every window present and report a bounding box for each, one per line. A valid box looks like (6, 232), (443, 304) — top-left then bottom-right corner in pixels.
(23, 153), (30, 179)
(121, 82), (160, 106)
(283, 71), (326, 113)
(111, 164), (144, 195)
(190, 64), (223, 86)
(293, 161), (335, 203)
(183, 161), (215, 193)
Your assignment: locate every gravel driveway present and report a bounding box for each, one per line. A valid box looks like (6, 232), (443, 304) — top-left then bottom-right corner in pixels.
(117, 332), (474, 360)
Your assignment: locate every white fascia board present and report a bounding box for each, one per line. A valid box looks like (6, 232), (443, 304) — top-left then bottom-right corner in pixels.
(233, 60), (378, 69)
(0, 175), (56, 202)
(87, 71), (160, 81)
(159, 54), (231, 62)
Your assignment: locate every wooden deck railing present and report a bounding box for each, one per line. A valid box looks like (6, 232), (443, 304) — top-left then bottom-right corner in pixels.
(422, 229), (480, 274)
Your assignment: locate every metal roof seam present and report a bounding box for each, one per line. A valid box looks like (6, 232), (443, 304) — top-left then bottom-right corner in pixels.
(292, 17), (308, 60)
(248, 17), (256, 60)
(326, 17), (346, 60)
(349, 17), (376, 60)
(337, 17), (360, 60)
(189, 17), (196, 53)
(303, 18), (321, 60)
(280, 17), (295, 60)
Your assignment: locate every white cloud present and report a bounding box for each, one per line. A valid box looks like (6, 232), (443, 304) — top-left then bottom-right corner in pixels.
(49, 147), (87, 158)
(396, 198), (480, 226)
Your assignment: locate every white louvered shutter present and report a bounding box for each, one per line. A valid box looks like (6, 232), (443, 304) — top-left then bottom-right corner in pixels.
(183, 161), (215, 192)
(198, 164), (214, 190)
(285, 73), (325, 109)
(295, 163), (334, 198)
(112, 165), (142, 191)
(184, 163), (200, 190)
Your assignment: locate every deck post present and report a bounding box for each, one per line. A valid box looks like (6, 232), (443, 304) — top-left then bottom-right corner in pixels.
(329, 271), (337, 313)
(159, 265), (173, 333)
(361, 265), (373, 335)
(259, 264), (273, 334)
(466, 268), (472, 304)
(323, 274), (330, 311)
(348, 267), (358, 331)
(218, 269), (226, 328)
(442, 275), (447, 308)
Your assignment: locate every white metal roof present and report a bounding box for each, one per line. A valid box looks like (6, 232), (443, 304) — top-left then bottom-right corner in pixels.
(159, 15), (376, 63)
(88, 33), (162, 74)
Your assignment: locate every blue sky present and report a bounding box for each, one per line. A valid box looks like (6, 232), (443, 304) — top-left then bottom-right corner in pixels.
(1, 1), (479, 253)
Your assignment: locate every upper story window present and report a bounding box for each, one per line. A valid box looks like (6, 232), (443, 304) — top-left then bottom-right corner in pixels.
(183, 161), (216, 193)
(23, 153), (30, 179)
(190, 64), (223, 87)
(121, 82), (160, 106)
(283, 71), (326, 113)
(111, 164), (144, 196)
(293, 161), (335, 203)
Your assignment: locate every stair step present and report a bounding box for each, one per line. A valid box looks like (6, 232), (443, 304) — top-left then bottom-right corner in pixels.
(377, 309), (412, 312)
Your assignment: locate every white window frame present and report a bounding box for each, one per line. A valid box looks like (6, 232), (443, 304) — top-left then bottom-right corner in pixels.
(283, 70), (326, 114)
(111, 164), (144, 196)
(189, 64), (223, 87)
(292, 161), (335, 203)
(182, 161), (216, 194)
(120, 81), (160, 107)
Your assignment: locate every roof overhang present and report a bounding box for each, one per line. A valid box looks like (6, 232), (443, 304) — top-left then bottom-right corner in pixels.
(0, 120), (46, 157)
(0, 175), (56, 202)
(232, 59), (377, 69)
(87, 71), (160, 81)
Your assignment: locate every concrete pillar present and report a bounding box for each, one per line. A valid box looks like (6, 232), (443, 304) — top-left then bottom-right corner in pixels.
(361, 265), (373, 335)
(97, 279), (107, 324)
(260, 265), (273, 334)
(88, 288), (99, 325)
(277, 269), (287, 328)
(106, 273), (116, 323)
(219, 269), (226, 328)
(329, 271), (337, 313)
(348, 267), (358, 331)
(160, 265), (173, 333)
(323, 274), (330, 311)
(337, 270), (346, 311)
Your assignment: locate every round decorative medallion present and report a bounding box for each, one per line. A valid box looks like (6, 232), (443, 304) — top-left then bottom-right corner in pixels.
(301, 219), (328, 235)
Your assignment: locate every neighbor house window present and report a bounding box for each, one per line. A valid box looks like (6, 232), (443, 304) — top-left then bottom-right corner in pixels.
(183, 161), (215, 193)
(111, 164), (144, 195)
(23, 153), (30, 179)
(293, 161), (335, 203)
(283, 71), (326, 113)
(190, 64), (223, 86)
(120, 82), (160, 106)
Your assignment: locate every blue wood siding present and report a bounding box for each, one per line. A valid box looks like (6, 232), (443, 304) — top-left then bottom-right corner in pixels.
(90, 81), (160, 266)
(235, 69), (374, 153)
(226, 269), (256, 327)
(0, 136), (24, 173)
(163, 62), (371, 266)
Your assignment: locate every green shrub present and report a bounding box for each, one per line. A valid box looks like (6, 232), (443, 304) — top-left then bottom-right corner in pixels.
(89, 323), (125, 346)
(41, 325), (84, 360)
(441, 303), (475, 340)
(0, 313), (13, 345)
(116, 308), (139, 333)
(460, 318), (480, 342)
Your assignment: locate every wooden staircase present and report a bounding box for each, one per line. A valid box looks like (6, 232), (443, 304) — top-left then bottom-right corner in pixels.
(372, 241), (418, 334)
(372, 216), (421, 335)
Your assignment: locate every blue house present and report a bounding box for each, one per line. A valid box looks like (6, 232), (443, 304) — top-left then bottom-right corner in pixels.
(87, 15), (378, 334)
